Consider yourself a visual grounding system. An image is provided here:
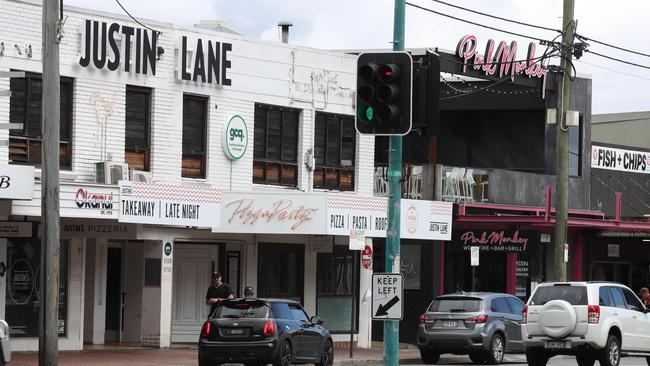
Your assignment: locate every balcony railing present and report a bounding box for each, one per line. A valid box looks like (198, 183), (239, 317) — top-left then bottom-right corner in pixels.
(374, 165), (424, 199)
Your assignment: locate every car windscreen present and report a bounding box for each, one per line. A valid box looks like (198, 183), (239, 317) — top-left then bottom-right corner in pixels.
(530, 285), (588, 305)
(428, 297), (483, 313)
(214, 302), (271, 319)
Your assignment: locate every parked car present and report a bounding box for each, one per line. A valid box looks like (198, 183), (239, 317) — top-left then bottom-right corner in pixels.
(417, 292), (526, 364)
(522, 281), (650, 366)
(198, 298), (333, 366)
(0, 319), (10, 366)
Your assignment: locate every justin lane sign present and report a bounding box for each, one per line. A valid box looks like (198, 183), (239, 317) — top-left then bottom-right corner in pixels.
(78, 19), (234, 87)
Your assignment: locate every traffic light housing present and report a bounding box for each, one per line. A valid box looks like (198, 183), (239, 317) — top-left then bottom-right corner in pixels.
(356, 52), (413, 135)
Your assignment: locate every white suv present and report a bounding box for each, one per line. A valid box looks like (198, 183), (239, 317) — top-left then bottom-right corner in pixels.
(522, 282), (650, 366)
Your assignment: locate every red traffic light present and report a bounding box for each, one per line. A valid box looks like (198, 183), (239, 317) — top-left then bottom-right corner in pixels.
(377, 64), (400, 82)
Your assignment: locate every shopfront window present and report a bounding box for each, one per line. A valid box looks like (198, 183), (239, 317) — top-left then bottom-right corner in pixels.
(568, 117), (582, 177)
(257, 244), (304, 303)
(316, 246), (358, 332)
(125, 86), (151, 171)
(182, 94), (208, 178)
(6, 238), (68, 337)
(401, 245), (421, 290)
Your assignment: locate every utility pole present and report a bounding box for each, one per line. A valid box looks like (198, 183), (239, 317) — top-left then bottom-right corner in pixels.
(552, 0), (575, 282)
(40, 0), (61, 364)
(385, 0), (405, 365)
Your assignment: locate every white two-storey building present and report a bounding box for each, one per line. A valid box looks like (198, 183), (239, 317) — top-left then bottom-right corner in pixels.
(0, 0), (452, 350)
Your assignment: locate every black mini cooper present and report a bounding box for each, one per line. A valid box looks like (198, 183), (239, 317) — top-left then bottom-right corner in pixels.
(198, 298), (334, 366)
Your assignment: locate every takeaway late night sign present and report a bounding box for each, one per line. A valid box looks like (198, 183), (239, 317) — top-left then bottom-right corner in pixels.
(456, 34), (550, 97)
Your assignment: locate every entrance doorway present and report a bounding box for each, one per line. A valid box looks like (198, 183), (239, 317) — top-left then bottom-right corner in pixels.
(257, 244), (304, 303)
(171, 243), (219, 343)
(592, 261), (631, 285)
(104, 246), (121, 343)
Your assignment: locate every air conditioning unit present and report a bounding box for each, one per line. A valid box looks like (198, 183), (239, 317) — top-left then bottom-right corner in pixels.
(129, 169), (153, 183)
(95, 161), (129, 184)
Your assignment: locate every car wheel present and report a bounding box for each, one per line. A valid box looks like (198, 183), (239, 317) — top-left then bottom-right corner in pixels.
(469, 352), (488, 364)
(316, 340), (334, 366)
(420, 348), (440, 364)
(576, 352), (596, 366)
(198, 357), (217, 366)
(273, 340), (292, 366)
(525, 348), (549, 366)
(597, 335), (621, 366)
(646, 356), (650, 366)
(486, 334), (505, 364)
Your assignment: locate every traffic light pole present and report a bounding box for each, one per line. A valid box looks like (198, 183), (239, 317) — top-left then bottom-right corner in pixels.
(384, 1), (405, 365)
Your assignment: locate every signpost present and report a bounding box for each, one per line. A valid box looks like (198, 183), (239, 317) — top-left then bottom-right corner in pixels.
(372, 273), (403, 321)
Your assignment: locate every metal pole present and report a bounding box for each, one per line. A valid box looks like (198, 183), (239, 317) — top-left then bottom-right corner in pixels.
(349, 252), (357, 358)
(552, 0), (575, 282)
(385, 1), (405, 365)
(40, 0), (61, 364)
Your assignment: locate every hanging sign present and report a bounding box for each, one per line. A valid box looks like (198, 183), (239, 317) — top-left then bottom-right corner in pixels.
(0, 165), (35, 200)
(591, 145), (650, 174)
(0, 222), (32, 238)
(222, 115), (248, 160)
(349, 229), (365, 250)
(470, 246), (480, 266)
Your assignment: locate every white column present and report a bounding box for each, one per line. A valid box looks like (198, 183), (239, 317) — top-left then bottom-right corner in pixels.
(357, 238), (373, 348)
(91, 239), (108, 344)
(63, 238), (85, 350)
(159, 238), (174, 348)
(303, 239), (317, 316)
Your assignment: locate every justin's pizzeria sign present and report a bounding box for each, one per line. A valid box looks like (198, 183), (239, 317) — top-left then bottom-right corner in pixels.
(591, 145), (650, 174)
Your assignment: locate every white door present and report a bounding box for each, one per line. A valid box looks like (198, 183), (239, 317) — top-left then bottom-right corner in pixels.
(608, 287), (638, 350)
(171, 244), (218, 343)
(622, 287), (650, 351)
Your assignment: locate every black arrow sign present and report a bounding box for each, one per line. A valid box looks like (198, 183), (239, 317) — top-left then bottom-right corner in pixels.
(375, 295), (400, 317)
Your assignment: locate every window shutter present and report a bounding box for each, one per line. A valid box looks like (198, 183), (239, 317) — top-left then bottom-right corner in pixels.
(125, 88), (149, 150)
(253, 106), (267, 159)
(182, 96), (207, 155)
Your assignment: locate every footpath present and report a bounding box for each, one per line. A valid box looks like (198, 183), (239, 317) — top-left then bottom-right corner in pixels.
(9, 345), (423, 366)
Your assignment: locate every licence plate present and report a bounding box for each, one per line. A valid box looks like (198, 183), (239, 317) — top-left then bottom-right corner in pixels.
(442, 320), (458, 328)
(545, 340), (568, 349)
(225, 328), (246, 335)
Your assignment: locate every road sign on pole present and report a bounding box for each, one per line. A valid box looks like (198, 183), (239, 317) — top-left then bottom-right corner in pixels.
(372, 273), (403, 321)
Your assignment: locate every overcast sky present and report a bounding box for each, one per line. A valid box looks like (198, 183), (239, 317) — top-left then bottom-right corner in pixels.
(64, 0), (650, 114)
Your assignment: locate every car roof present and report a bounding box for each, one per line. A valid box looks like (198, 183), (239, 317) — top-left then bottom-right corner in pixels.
(437, 292), (517, 300)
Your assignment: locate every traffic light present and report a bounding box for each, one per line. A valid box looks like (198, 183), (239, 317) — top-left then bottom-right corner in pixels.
(356, 52), (413, 135)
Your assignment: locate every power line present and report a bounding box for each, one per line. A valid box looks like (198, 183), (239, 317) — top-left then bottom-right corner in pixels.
(576, 59), (650, 81)
(114, 0), (160, 35)
(585, 49), (650, 70)
(576, 34), (650, 59)
(424, 0), (562, 34)
(406, 2), (555, 44)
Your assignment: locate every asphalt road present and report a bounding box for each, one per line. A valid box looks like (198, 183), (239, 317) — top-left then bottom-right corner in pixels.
(393, 355), (650, 366)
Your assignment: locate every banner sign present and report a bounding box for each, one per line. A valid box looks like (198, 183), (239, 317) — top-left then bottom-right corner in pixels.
(12, 183), (119, 219)
(326, 194), (452, 240)
(458, 230), (529, 252)
(217, 191), (327, 234)
(118, 181), (221, 227)
(591, 145), (650, 174)
(0, 222), (32, 237)
(0, 165), (35, 200)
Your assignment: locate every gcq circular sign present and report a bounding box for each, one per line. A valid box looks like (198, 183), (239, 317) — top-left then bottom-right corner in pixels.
(222, 115), (248, 161)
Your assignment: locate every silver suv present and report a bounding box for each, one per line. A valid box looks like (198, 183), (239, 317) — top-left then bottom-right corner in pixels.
(418, 293), (526, 364)
(522, 282), (650, 366)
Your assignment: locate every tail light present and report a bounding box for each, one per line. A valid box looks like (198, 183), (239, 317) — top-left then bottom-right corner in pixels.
(200, 321), (211, 337)
(263, 321), (276, 337)
(419, 314), (432, 322)
(588, 305), (600, 324)
(522, 305), (528, 324)
(465, 314), (488, 324)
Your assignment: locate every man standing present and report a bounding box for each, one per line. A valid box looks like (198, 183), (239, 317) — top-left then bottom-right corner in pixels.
(640, 287), (650, 308)
(206, 272), (234, 316)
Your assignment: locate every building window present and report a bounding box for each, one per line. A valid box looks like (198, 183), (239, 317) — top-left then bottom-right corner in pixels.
(568, 117), (582, 177)
(253, 104), (299, 187)
(9, 72), (73, 169)
(257, 244), (304, 303)
(182, 94), (208, 178)
(125, 86), (151, 171)
(313, 112), (356, 191)
(6, 238), (68, 337)
(316, 246), (358, 332)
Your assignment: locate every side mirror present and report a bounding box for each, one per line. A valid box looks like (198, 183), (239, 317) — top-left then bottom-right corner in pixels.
(310, 315), (324, 325)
